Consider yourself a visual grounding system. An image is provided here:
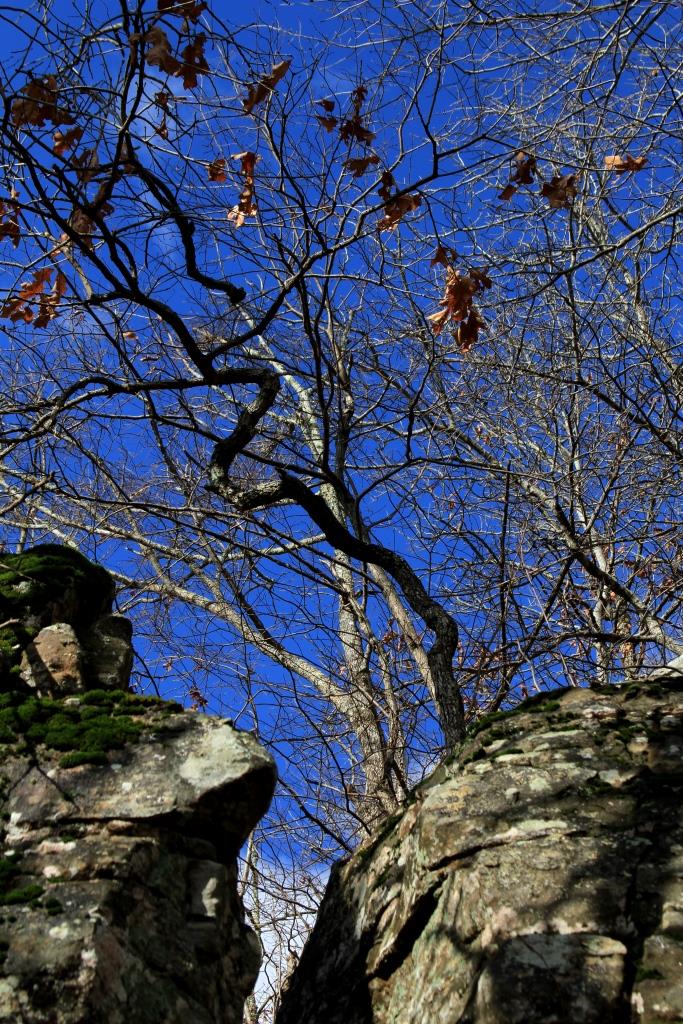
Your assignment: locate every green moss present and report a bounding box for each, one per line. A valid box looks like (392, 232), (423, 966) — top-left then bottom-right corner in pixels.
(44, 896), (63, 916)
(0, 690), (150, 766)
(635, 965), (664, 982)
(0, 883), (43, 906)
(0, 544), (114, 619)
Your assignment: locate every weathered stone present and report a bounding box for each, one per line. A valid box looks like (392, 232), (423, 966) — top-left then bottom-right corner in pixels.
(0, 544), (276, 1023)
(81, 615), (133, 691)
(19, 623), (86, 694)
(276, 671), (683, 1024)
(0, 705), (276, 1024)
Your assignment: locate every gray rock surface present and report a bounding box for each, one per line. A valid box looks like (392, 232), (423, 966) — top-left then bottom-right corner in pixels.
(0, 544), (277, 1023)
(1, 544), (132, 695)
(0, 706), (276, 1024)
(276, 672), (683, 1024)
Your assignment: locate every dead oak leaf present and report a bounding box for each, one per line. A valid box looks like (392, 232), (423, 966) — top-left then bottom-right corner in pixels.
(428, 266), (492, 336)
(11, 76), (75, 129)
(0, 191), (21, 248)
(208, 157), (227, 182)
(243, 60), (291, 114)
(541, 173), (579, 208)
(604, 153), (647, 174)
(344, 154), (380, 177)
(177, 34), (208, 89)
(53, 126), (83, 156)
(499, 151), (536, 201)
(430, 244), (457, 267)
(456, 306), (485, 352)
(227, 150), (258, 227)
(141, 27), (180, 75)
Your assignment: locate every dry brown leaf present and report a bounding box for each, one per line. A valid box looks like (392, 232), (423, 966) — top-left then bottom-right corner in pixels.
(604, 153), (647, 174)
(378, 171), (395, 202)
(0, 192), (21, 248)
(70, 208), (95, 249)
(344, 154), (380, 177)
(2, 266), (63, 326)
(11, 76), (75, 129)
(154, 90), (170, 139)
(378, 194), (421, 232)
(316, 99), (335, 112)
(34, 270), (67, 328)
(376, 172), (421, 232)
(499, 151), (536, 201)
(456, 307), (484, 352)
(430, 244), (457, 267)
(53, 127), (83, 156)
(228, 151), (258, 227)
(540, 173), (579, 208)
(428, 265), (492, 336)
(71, 148), (100, 183)
(243, 60), (291, 114)
(339, 84), (376, 145)
(208, 157), (227, 182)
(142, 27), (180, 75)
(316, 115), (338, 132)
(176, 34), (208, 89)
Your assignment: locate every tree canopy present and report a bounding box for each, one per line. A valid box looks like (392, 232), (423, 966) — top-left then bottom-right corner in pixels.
(0, 1), (681, 1016)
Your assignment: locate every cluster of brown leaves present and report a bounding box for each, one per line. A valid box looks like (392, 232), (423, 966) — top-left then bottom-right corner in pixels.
(11, 76), (75, 129)
(227, 151), (258, 227)
(428, 252), (491, 351)
(0, 191), (21, 248)
(315, 88), (420, 230)
(53, 127), (83, 156)
(541, 173), (579, 209)
(344, 154), (380, 177)
(243, 60), (290, 114)
(155, 90), (171, 139)
(499, 151), (536, 201)
(138, 27), (208, 89)
(377, 171), (421, 232)
(500, 148), (647, 207)
(2, 267), (67, 327)
(604, 153), (647, 174)
(315, 87), (376, 146)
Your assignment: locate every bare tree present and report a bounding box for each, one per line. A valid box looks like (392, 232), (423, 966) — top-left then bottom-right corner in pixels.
(0, 1), (681, 1017)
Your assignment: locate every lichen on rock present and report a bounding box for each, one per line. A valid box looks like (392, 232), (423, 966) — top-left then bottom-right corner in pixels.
(0, 544), (276, 1024)
(276, 667), (683, 1024)
(0, 544), (127, 696)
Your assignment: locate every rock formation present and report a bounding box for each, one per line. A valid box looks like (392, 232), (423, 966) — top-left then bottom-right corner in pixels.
(276, 668), (683, 1024)
(0, 544), (276, 1023)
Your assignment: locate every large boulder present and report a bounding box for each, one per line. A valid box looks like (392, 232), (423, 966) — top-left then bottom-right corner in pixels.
(276, 668), (683, 1024)
(0, 693), (276, 1023)
(0, 544), (277, 1023)
(0, 545), (131, 695)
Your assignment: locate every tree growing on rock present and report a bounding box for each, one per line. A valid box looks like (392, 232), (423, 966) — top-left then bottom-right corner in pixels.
(0, 1), (681, 1017)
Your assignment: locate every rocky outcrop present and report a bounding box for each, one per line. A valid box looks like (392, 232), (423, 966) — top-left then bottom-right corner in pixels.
(0, 545), (277, 1023)
(0, 544), (131, 695)
(276, 667), (683, 1024)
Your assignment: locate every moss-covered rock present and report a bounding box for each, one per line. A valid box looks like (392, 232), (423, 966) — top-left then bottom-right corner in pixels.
(0, 544), (139, 698)
(0, 544), (114, 624)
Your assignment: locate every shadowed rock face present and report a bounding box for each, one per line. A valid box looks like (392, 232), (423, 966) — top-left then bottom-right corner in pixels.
(0, 545), (277, 1024)
(276, 668), (683, 1024)
(0, 544), (131, 695)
